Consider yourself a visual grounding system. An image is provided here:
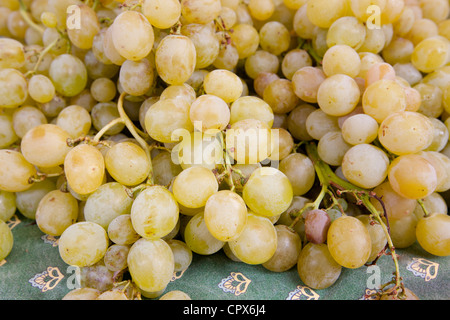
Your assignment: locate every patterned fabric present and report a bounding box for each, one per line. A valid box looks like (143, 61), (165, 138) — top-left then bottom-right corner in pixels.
(1, 213), (448, 300)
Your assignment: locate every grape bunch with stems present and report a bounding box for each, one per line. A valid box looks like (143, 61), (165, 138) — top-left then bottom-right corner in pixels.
(0, 0), (449, 301)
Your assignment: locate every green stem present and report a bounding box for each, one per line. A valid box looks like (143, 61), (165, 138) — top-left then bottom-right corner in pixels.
(24, 38), (58, 77)
(417, 199), (430, 217)
(92, 118), (125, 142)
(18, 0), (44, 35)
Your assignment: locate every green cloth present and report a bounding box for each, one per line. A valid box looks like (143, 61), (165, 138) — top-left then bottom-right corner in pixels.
(1, 212), (448, 300)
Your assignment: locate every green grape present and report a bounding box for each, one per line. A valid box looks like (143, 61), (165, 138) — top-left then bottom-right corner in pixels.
(159, 290), (192, 300)
(420, 0), (450, 24)
(181, 23), (220, 70)
(341, 144), (390, 189)
(416, 213), (450, 256)
(184, 211), (225, 255)
(180, 0), (222, 24)
(287, 104), (316, 141)
(268, 128), (294, 161)
(11, 106), (47, 139)
(102, 25), (126, 66)
(28, 74), (55, 104)
(254, 72), (279, 98)
(356, 215), (387, 263)
(15, 179), (56, 220)
(317, 74), (360, 117)
(58, 221), (109, 267)
(259, 21), (290, 56)
(304, 209), (331, 244)
(151, 151), (183, 187)
(203, 69), (243, 103)
(56, 105), (92, 139)
(358, 27), (386, 54)
(49, 54), (88, 97)
(407, 18), (439, 46)
(142, 0), (181, 29)
(306, 0), (348, 28)
(64, 143), (105, 196)
(382, 37), (415, 66)
(0, 38), (24, 69)
(172, 166), (218, 209)
(228, 213), (277, 265)
(110, 10), (154, 61)
(292, 3), (316, 40)
(62, 288), (101, 300)
(281, 49), (312, 81)
(6, 10), (27, 40)
(130, 186), (179, 240)
(213, 42), (239, 71)
(278, 153), (315, 196)
(411, 36), (450, 73)
(414, 83), (444, 118)
(96, 289), (129, 300)
(160, 83), (196, 105)
(244, 50), (279, 81)
(349, 0), (387, 23)
(155, 34), (196, 86)
(297, 243), (341, 289)
(388, 153), (438, 199)
(378, 111), (434, 155)
(414, 193), (448, 219)
(389, 213), (419, 249)
(380, 0), (404, 24)
(217, 6), (237, 30)
(0, 149), (36, 192)
(145, 97), (194, 144)
(66, 4), (100, 50)
(0, 68), (28, 108)
(35, 189), (78, 236)
(119, 57), (155, 97)
(341, 114), (378, 145)
(322, 44), (361, 78)
(365, 62), (396, 88)
(0, 112), (18, 149)
(327, 216), (372, 269)
(103, 244), (130, 272)
(189, 94), (230, 132)
(204, 190), (248, 242)
(262, 224), (302, 272)
(79, 260), (121, 292)
(248, 0), (274, 21)
(230, 96), (274, 128)
(327, 16), (366, 50)
(305, 109), (340, 141)
(91, 102), (125, 136)
(229, 23), (260, 59)
(84, 182), (133, 230)
(242, 167), (293, 218)
(263, 78), (299, 114)
(0, 190), (16, 222)
(0, 218), (13, 261)
(107, 214), (141, 246)
(166, 239), (193, 272)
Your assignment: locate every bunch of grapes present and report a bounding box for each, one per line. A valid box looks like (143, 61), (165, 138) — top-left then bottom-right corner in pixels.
(0, 0), (450, 301)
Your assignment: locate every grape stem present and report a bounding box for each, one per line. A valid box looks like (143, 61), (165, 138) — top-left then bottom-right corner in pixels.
(18, 0), (44, 35)
(24, 38), (59, 77)
(299, 141), (403, 299)
(416, 199), (430, 217)
(92, 118), (125, 143)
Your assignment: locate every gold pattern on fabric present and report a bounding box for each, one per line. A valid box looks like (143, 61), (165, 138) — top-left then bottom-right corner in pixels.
(28, 266), (65, 292)
(218, 272), (251, 296)
(407, 257), (439, 282)
(286, 285), (320, 300)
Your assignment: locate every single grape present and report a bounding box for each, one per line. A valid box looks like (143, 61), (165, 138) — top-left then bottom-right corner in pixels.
(184, 211), (225, 255)
(103, 244), (130, 272)
(278, 153), (315, 196)
(166, 239), (193, 272)
(356, 215), (388, 263)
(0, 149), (36, 193)
(0, 218), (13, 261)
(304, 209), (331, 244)
(62, 288), (101, 300)
(159, 290), (192, 300)
(107, 214), (141, 246)
(416, 213), (450, 256)
(49, 54), (88, 97)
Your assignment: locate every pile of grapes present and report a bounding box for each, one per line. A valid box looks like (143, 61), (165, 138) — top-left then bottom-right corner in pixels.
(1, 0), (450, 300)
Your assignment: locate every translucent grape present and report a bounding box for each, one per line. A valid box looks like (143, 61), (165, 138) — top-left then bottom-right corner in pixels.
(28, 74), (55, 104)
(142, 0), (181, 30)
(0, 218), (13, 261)
(159, 290), (191, 300)
(259, 21), (290, 56)
(203, 69), (243, 103)
(305, 109), (340, 141)
(263, 78), (299, 114)
(279, 153), (315, 196)
(119, 57), (155, 97)
(103, 244), (130, 272)
(287, 104), (316, 141)
(49, 54), (88, 97)
(341, 114), (378, 145)
(416, 213), (450, 256)
(181, 23), (219, 70)
(12, 105), (47, 139)
(0, 68), (28, 108)
(317, 74), (360, 117)
(166, 239), (193, 272)
(189, 94), (230, 132)
(322, 45), (361, 78)
(306, 0), (348, 28)
(411, 36), (450, 73)
(62, 288), (101, 300)
(0, 149), (36, 192)
(0, 190), (16, 222)
(229, 23), (260, 59)
(15, 179), (56, 220)
(56, 105), (92, 139)
(107, 214), (140, 246)
(66, 4), (100, 50)
(184, 211), (225, 255)
(180, 0), (222, 24)
(230, 96), (274, 128)
(356, 215), (387, 263)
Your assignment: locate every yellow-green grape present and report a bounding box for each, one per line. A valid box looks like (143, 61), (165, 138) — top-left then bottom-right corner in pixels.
(380, 0), (404, 24)
(382, 37), (415, 66)
(414, 83), (443, 118)
(35, 190), (78, 236)
(356, 215), (387, 263)
(349, 0), (387, 22)
(62, 287), (102, 300)
(0, 190), (15, 222)
(0, 68), (28, 108)
(292, 67), (326, 104)
(365, 62), (396, 88)
(268, 128), (294, 161)
(107, 214), (141, 246)
(203, 69), (243, 103)
(297, 242), (341, 289)
(259, 21), (290, 56)
(403, 86), (423, 112)
(151, 151), (183, 186)
(341, 144), (390, 189)
(378, 111), (434, 156)
(420, 0), (450, 24)
(49, 54), (88, 97)
(317, 74), (360, 117)
(254, 72), (280, 98)
(27, 74), (55, 104)
(159, 290), (192, 300)
(306, 0), (348, 28)
(341, 114), (378, 145)
(56, 105), (92, 139)
(225, 119), (273, 164)
(142, 0), (181, 30)
(155, 34), (196, 86)
(327, 16), (366, 50)
(389, 213), (419, 249)
(305, 108), (340, 141)
(189, 94), (230, 132)
(130, 186), (179, 240)
(0, 149), (36, 192)
(228, 213), (277, 265)
(66, 4), (100, 50)
(127, 238), (174, 292)
(327, 215), (372, 269)
(58, 221), (109, 267)
(262, 224), (302, 272)
(414, 193), (448, 220)
(439, 19), (450, 40)
(40, 11), (57, 28)
(388, 153), (438, 199)
(245, 50), (279, 80)
(317, 131), (352, 167)
(119, 57), (155, 97)
(322, 44), (361, 78)
(213, 42), (239, 71)
(145, 98), (193, 143)
(184, 211), (225, 255)
(160, 83), (196, 105)
(230, 163), (261, 192)
(411, 36), (450, 73)
(110, 10), (154, 61)
(242, 167), (293, 218)
(15, 179), (55, 220)
(281, 49), (312, 81)
(20, 124), (72, 168)
(407, 18), (439, 46)
(217, 6), (237, 30)
(263, 78), (299, 114)
(180, 0), (222, 24)
(11, 106), (47, 139)
(103, 244), (130, 272)
(64, 143), (105, 196)
(166, 239), (193, 272)
(0, 219), (13, 261)
(358, 52), (384, 79)
(181, 22), (220, 70)
(283, 0), (308, 10)
(358, 27), (386, 54)
(84, 182), (133, 230)
(204, 190), (248, 242)
(279, 153), (315, 196)
(0, 112), (17, 149)
(230, 96), (274, 128)
(102, 26), (126, 66)
(105, 141), (151, 187)
(362, 79), (407, 123)
(0, 38), (24, 69)
(416, 151), (450, 193)
(229, 23), (260, 59)
(91, 102), (125, 136)
(369, 181), (417, 221)
(416, 213), (450, 256)
(248, 0), (274, 21)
